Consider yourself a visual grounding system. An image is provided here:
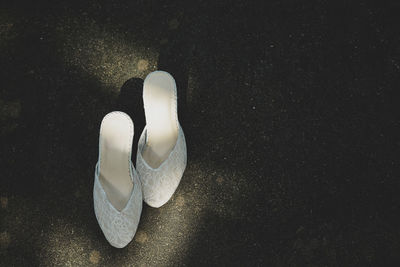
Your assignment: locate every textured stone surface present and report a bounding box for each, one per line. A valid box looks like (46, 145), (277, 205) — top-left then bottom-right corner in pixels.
(1, 1), (400, 266)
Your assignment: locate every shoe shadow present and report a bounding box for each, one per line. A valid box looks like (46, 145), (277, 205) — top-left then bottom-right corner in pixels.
(116, 29), (193, 161)
(115, 77), (145, 159)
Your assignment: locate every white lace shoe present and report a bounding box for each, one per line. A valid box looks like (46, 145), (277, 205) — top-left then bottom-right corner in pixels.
(136, 71), (187, 208)
(93, 111), (142, 248)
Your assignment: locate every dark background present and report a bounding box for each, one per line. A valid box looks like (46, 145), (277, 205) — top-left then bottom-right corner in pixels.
(1, 1), (400, 266)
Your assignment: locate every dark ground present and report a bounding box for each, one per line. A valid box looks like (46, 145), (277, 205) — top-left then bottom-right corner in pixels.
(1, 1), (400, 266)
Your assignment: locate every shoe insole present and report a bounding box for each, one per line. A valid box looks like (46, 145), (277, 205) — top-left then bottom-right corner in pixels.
(99, 112), (133, 211)
(142, 71), (179, 169)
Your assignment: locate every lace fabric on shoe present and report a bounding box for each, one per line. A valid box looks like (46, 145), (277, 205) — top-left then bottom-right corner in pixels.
(136, 125), (187, 208)
(93, 163), (142, 248)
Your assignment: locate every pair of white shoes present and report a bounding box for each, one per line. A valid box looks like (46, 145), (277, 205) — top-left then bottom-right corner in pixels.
(93, 71), (187, 248)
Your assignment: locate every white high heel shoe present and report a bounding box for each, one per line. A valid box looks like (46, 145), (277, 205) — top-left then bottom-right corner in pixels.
(136, 71), (187, 208)
(93, 111), (142, 248)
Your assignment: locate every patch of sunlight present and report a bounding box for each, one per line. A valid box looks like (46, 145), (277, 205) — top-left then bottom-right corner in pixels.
(123, 161), (212, 266)
(43, 220), (93, 266)
(55, 16), (158, 91)
(0, 11), (16, 47)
